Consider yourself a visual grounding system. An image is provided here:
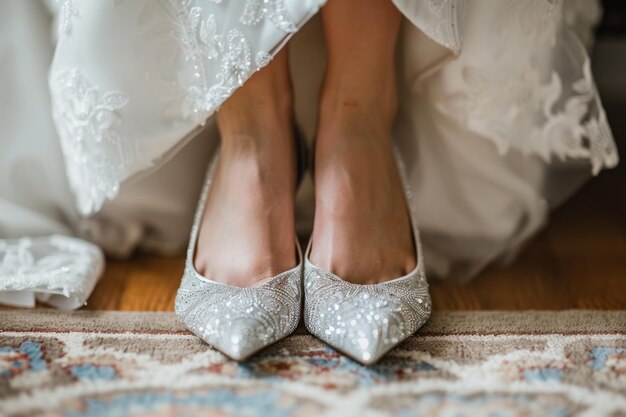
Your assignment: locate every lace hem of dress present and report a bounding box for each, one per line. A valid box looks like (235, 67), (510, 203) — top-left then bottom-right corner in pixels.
(393, 0), (469, 55)
(49, 0), (617, 216)
(0, 235), (104, 309)
(428, 0), (618, 175)
(49, 69), (137, 215)
(436, 59), (618, 175)
(50, 0), (325, 215)
(154, 0), (324, 124)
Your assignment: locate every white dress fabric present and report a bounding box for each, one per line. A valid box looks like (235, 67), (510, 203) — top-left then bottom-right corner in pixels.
(0, 235), (103, 309)
(0, 0), (619, 307)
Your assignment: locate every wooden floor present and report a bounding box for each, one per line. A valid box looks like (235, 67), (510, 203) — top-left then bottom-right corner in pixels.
(87, 174), (626, 312)
(86, 136), (626, 312)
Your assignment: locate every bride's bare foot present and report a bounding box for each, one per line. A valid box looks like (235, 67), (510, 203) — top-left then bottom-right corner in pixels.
(310, 91), (416, 285)
(195, 51), (298, 288)
(309, 0), (414, 285)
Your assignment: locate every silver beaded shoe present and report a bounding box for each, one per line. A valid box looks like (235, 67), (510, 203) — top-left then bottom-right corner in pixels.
(303, 147), (431, 365)
(175, 150), (303, 361)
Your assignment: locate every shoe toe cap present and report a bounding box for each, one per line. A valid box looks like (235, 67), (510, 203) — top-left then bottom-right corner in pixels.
(213, 322), (268, 360)
(175, 271), (301, 360)
(304, 276), (431, 365)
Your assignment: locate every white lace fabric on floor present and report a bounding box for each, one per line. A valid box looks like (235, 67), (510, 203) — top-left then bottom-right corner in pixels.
(0, 0), (619, 307)
(0, 235), (104, 309)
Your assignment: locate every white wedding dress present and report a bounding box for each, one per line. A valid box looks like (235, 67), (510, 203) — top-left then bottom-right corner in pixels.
(0, 0), (618, 308)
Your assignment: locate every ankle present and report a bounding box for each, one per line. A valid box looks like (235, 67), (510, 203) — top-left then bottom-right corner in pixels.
(217, 67), (293, 130)
(217, 87), (294, 159)
(219, 134), (268, 162)
(318, 79), (397, 134)
(217, 131), (298, 200)
(218, 95), (293, 135)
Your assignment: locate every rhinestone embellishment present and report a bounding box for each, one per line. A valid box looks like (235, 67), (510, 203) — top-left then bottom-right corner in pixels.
(303, 148), (432, 364)
(175, 151), (302, 360)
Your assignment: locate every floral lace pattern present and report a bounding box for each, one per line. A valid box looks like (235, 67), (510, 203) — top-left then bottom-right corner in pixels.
(137, 0), (319, 124)
(439, 60), (617, 174)
(240, 0), (297, 32)
(162, 0), (302, 121)
(49, 0), (324, 214)
(0, 235), (104, 309)
(433, 0), (618, 174)
(173, 2), (243, 121)
(138, 2), (257, 123)
(49, 69), (137, 214)
(46, 0), (617, 216)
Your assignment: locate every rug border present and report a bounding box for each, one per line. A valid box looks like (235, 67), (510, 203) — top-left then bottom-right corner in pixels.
(1, 310), (625, 335)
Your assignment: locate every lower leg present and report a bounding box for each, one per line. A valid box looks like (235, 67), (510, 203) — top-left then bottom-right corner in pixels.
(319, 0), (400, 129)
(311, 0), (416, 284)
(195, 50), (298, 287)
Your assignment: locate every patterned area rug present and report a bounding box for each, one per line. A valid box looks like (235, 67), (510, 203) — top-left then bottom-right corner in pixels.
(1, 311), (625, 417)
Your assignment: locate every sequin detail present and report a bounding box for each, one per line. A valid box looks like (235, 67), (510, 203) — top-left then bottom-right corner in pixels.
(54, 0), (78, 37)
(255, 51), (272, 68)
(304, 265), (431, 364)
(176, 268), (301, 360)
(159, 1), (254, 122)
(51, 0), (325, 213)
(49, 69), (137, 215)
(303, 148), (431, 364)
(182, 26), (253, 121)
(175, 152), (302, 360)
(240, 0), (297, 32)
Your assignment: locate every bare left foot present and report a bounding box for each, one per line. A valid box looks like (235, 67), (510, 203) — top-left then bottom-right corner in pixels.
(309, 88), (416, 285)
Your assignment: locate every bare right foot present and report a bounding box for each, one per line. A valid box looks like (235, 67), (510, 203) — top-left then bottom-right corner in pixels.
(309, 88), (416, 285)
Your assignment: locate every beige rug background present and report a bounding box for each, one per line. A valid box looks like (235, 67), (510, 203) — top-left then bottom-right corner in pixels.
(1, 310), (625, 417)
